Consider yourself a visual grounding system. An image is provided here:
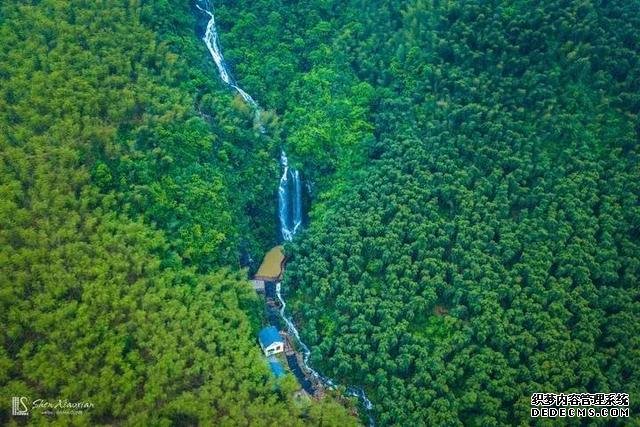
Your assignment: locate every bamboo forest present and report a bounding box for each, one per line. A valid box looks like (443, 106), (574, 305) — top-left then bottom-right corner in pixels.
(0, 0), (638, 425)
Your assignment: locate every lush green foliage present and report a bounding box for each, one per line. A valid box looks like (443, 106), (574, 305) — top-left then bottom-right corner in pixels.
(0, 0), (355, 424)
(218, 0), (640, 424)
(215, 0), (375, 196)
(3, 0), (639, 424)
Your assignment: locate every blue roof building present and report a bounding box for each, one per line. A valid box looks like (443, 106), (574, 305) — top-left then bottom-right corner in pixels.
(258, 326), (284, 356)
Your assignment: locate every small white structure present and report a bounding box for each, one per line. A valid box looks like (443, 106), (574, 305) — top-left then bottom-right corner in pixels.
(250, 279), (265, 293)
(259, 326), (284, 356)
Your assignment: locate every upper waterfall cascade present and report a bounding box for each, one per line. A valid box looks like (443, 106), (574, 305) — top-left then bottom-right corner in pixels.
(196, 1), (374, 423)
(278, 151), (303, 242)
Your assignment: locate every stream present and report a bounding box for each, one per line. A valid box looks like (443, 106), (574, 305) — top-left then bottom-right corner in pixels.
(196, 1), (374, 423)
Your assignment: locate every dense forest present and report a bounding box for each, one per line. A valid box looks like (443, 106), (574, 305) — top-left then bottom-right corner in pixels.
(1, 0), (638, 425)
(0, 0), (355, 424)
(214, 0), (640, 424)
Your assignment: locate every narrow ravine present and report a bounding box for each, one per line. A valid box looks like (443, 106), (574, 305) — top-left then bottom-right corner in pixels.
(196, 1), (374, 423)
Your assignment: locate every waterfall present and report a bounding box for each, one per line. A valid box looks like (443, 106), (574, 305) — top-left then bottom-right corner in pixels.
(278, 151), (303, 242)
(196, 1), (373, 423)
(278, 151), (292, 241)
(197, 1), (262, 127)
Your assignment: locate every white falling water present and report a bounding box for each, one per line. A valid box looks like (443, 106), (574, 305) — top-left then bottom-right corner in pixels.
(278, 151), (303, 242)
(278, 151), (292, 241)
(196, 1), (373, 423)
(276, 283), (374, 414)
(197, 1), (263, 129)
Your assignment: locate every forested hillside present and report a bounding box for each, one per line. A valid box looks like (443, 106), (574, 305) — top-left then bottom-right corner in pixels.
(0, 0), (355, 424)
(2, 0), (638, 425)
(215, 0), (640, 424)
